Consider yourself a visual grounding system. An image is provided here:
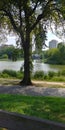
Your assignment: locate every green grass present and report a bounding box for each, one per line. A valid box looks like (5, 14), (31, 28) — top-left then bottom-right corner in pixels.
(1, 69), (65, 82)
(0, 94), (65, 123)
(33, 70), (65, 82)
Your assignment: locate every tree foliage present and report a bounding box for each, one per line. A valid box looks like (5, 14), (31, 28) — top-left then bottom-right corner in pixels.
(44, 43), (65, 64)
(0, 45), (23, 61)
(35, 23), (47, 54)
(0, 0), (65, 85)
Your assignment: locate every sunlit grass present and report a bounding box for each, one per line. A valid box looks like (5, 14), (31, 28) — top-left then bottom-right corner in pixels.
(0, 94), (65, 123)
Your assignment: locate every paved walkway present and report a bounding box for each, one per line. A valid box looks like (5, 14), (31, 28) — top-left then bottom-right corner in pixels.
(0, 85), (65, 97)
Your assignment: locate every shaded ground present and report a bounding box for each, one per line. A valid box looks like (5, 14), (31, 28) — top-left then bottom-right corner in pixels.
(0, 80), (65, 96)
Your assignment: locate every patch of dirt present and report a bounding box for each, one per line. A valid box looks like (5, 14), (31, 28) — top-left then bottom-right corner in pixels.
(33, 80), (65, 88)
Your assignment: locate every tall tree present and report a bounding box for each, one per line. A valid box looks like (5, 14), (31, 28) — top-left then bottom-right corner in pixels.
(0, 0), (65, 85)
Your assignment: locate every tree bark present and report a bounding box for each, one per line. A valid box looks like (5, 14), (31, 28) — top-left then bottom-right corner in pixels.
(20, 33), (32, 86)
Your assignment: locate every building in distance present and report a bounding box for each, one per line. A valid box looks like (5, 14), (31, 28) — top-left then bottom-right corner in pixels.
(49, 40), (58, 49)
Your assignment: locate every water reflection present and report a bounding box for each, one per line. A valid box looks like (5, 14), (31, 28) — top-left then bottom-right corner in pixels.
(0, 61), (24, 72)
(0, 60), (65, 73)
(33, 60), (59, 73)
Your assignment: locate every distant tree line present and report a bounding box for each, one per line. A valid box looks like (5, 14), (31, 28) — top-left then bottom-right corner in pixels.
(44, 43), (65, 64)
(0, 45), (23, 61)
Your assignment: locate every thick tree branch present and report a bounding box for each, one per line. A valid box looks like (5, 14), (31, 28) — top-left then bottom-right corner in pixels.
(29, 0), (39, 16)
(3, 9), (19, 33)
(30, 0), (53, 31)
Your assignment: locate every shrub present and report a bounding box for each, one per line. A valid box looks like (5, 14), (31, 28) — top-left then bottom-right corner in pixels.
(43, 74), (48, 80)
(61, 70), (65, 76)
(2, 69), (17, 77)
(1, 54), (8, 59)
(0, 73), (9, 78)
(57, 71), (61, 76)
(33, 71), (44, 80)
(16, 71), (23, 79)
(48, 71), (56, 78)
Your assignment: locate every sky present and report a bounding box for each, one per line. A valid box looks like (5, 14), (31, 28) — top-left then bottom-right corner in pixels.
(5, 30), (62, 46)
(6, 35), (16, 46)
(45, 30), (62, 46)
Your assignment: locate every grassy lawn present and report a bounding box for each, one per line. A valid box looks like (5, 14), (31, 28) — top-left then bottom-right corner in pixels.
(0, 94), (65, 123)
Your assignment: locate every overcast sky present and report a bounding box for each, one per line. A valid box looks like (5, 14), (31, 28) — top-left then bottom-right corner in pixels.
(46, 30), (62, 46)
(5, 30), (62, 46)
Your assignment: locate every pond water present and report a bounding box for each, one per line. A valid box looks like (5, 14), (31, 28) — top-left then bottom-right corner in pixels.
(0, 60), (65, 73)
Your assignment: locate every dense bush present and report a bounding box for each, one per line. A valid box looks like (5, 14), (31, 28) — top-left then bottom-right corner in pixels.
(60, 70), (65, 76)
(2, 70), (17, 77)
(33, 71), (44, 80)
(43, 74), (48, 80)
(57, 71), (61, 76)
(0, 69), (65, 82)
(16, 71), (23, 79)
(0, 73), (9, 78)
(48, 71), (56, 78)
(1, 54), (8, 59)
(1, 69), (23, 79)
(33, 70), (65, 81)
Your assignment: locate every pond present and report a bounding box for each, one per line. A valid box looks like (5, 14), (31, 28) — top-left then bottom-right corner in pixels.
(0, 60), (65, 73)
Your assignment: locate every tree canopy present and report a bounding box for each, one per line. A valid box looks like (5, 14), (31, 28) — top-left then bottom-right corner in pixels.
(44, 43), (65, 64)
(0, 0), (65, 85)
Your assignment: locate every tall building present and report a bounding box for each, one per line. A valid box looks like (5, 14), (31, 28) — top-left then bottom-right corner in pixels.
(49, 40), (58, 49)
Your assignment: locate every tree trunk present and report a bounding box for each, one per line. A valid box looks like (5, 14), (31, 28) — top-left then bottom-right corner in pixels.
(20, 33), (32, 86)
